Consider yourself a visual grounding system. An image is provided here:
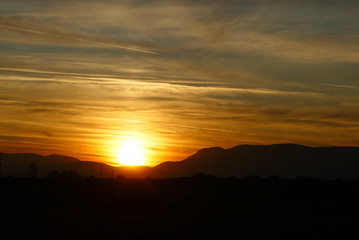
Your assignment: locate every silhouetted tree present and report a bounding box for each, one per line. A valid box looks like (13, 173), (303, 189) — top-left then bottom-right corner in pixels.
(267, 175), (281, 183)
(0, 152), (2, 177)
(48, 170), (60, 179)
(116, 174), (127, 180)
(29, 161), (38, 178)
(60, 170), (82, 180)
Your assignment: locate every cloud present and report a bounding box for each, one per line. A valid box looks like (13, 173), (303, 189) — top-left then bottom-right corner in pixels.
(1, 0), (359, 162)
(323, 84), (359, 90)
(2, 0), (358, 63)
(0, 16), (158, 54)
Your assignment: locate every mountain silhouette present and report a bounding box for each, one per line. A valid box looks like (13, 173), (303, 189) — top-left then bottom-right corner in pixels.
(1, 153), (80, 177)
(2, 143), (359, 179)
(1, 153), (154, 178)
(60, 161), (154, 178)
(154, 144), (359, 179)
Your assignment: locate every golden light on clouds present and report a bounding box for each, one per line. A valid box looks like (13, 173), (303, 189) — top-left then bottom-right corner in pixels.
(1, 0), (359, 166)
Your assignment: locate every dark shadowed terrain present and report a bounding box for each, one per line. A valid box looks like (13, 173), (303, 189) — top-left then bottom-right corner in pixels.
(1, 175), (359, 239)
(2, 144), (359, 239)
(3, 144), (359, 179)
(155, 144), (359, 179)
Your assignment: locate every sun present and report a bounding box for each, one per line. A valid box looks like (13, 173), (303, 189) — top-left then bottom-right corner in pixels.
(116, 139), (146, 166)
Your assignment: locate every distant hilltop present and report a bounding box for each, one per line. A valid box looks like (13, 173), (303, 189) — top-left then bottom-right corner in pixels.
(2, 144), (359, 179)
(0, 152), (153, 178)
(154, 144), (359, 179)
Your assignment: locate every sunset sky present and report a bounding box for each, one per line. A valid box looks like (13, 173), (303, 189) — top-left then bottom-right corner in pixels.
(1, 0), (359, 166)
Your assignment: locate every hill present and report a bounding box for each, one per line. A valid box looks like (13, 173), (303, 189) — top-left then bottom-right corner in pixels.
(1, 153), (80, 177)
(0, 153), (154, 178)
(154, 144), (359, 179)
(2, 144), (359, 179)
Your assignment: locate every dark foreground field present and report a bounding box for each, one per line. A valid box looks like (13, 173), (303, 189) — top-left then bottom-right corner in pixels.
(1, 174), (359, 239)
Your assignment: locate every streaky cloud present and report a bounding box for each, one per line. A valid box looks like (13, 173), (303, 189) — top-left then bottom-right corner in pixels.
(0, 23), (158, 54)
(322, 83), (359, 90)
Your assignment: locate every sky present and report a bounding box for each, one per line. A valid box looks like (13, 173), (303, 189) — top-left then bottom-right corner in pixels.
(1, 0), (359, 166)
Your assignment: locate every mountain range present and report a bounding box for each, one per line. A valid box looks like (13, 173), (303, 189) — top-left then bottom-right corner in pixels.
(2, 144), (359, 179)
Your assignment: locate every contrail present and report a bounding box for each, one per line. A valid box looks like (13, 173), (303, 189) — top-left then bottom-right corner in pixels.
(0, 24), (158, 54)
(322, 84), (359, 89)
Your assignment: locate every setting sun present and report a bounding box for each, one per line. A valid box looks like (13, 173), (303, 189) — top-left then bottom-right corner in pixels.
(116, 139), (146, 166)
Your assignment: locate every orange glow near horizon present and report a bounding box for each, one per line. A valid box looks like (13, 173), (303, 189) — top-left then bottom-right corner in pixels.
(115, 138), (147, 166)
